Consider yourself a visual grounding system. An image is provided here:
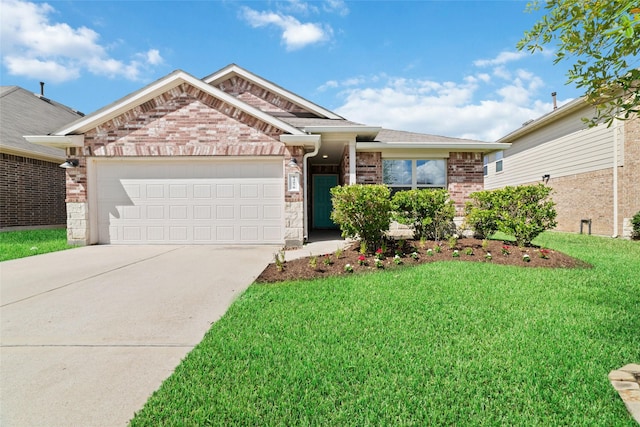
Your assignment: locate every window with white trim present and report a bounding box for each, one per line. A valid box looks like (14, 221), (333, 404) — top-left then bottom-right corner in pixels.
(483, 155), (488, 176)
(383, 159), (446, 194)
(495, 151), (503, 173)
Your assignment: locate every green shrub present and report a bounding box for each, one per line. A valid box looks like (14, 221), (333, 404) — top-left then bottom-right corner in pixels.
(464, 190), (500, 239)
(632, 211), (640, 239)
(464, 184), (557, 246)
(391, 189), (455, 240)
(330, 184), (392, 251)
(495, 184), (557, 247)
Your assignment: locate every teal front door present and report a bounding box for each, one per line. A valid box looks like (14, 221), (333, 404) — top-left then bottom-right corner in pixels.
(313, 175), (339, 229)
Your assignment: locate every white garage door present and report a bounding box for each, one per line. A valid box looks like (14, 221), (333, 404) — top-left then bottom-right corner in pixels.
(95, 159), (284, 244)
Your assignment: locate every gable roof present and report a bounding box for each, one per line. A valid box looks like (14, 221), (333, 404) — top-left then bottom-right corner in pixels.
(51, 69), (306, 138)
(204, 63), (343, 120)
(0, 86), (83, 161)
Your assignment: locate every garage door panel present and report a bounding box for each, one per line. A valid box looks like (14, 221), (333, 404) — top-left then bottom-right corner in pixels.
(96, 160), (283, 244)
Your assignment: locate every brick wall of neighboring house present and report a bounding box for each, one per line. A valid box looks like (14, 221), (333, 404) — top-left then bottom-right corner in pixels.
(523, 170), (615, 236)
(447, 152), (484, 216)
(0, 153), (66, 228)
(621, 114), (640, 237)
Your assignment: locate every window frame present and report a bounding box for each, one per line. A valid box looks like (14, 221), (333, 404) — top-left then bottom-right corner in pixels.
(495, 151), (503, 173)
(382, 159), (447, 193)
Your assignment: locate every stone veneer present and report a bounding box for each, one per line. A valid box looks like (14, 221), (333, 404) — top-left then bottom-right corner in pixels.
(609, 363), (640, 424)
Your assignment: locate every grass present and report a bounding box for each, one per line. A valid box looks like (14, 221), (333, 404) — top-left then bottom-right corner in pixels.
(130, 232), (640, 426)
(0, 228), (73, 261)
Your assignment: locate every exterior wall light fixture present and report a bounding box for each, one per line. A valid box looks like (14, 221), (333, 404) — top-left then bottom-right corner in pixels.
(59, 159), (79, 168)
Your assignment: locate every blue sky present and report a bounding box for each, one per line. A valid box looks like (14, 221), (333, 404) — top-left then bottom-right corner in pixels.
(0, 0), (583, 141)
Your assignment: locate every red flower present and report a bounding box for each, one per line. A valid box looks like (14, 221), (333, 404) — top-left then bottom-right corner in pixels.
(358, 255), (366, 261)
(376, 248), (383, 254)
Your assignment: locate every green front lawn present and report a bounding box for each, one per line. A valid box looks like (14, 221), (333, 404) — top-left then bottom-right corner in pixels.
(131, 233), (640, 426)
(0, 228), (72, 261)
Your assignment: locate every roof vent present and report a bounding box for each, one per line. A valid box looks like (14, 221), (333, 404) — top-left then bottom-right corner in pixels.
(522, 119), (534, 126)
(40, 81), (45, 96)
(552, 91), (557, 110)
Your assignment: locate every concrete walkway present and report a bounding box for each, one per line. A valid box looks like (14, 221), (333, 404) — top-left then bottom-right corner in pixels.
(0, 244), (277, 427)
(285, 230), (352, 261)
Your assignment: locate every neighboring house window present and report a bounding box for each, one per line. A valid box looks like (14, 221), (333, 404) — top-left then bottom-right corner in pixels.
(483, 155), (488, 176)
(383, 159), (446, 194)
(495, 151), (503, 173)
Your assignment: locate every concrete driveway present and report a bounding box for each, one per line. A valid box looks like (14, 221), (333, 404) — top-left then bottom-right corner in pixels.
(0, 244), (277, 427)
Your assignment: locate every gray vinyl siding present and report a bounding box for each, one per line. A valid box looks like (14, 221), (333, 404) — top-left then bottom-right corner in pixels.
(485, 117), (624, 189)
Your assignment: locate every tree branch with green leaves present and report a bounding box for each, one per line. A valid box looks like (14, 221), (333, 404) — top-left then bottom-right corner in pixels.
(518, 0), (640, 126)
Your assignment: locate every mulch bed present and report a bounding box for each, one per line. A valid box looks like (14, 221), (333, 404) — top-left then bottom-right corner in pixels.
(256, 238), (590, 283)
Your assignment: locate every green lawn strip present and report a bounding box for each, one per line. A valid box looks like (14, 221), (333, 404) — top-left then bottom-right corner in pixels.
(0, 228), (73, 261)
(131, 233), (640, 426)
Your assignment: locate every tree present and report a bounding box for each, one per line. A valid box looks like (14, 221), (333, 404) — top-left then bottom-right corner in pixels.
(518, 1), (640, 126)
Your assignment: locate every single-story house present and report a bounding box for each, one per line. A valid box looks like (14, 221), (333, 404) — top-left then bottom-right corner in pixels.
(26, 64), (509, 246)
(1, 85), (84, 229)
(485, 97), (639, 238)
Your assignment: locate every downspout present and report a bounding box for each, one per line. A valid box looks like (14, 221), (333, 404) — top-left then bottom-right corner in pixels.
(612, 119), (619, 238)
(303, 138), (321, 242)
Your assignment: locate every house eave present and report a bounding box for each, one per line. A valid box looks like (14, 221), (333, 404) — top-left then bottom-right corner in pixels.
(357, 141), (511, 153)
(23, 134), (85, 149)
(302, 126), (382, 139)
(0, 144), (66, 162)
(280, 134), (321, 149)
(497, 97), (586, 143)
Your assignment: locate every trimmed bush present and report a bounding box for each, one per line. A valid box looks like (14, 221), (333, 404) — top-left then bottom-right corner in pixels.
(632, 211), (640, 240)
(392, 189), (455, 240)
(330, 184), (392, 251)
(465, 184), (557, 246)
(464, 190), (500, 239)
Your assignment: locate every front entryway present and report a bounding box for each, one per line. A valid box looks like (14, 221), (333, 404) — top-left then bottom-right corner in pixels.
(312, 174), (338, 229)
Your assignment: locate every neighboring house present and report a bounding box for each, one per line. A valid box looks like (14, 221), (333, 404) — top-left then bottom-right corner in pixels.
(485, 97), (639, 238)
(27, 64), (508, 246)
(0, 85), (84, 229)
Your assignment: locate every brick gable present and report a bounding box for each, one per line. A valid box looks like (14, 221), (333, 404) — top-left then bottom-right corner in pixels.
(214, 76), (311, 115)
(84, 83), (285, 157)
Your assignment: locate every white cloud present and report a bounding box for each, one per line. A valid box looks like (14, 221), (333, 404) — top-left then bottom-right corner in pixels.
(323, 0), (349, 16)
(0, 0), (163, 83)
(333, 68), (564, 142)
(241, 6), (330, 51)
(474, 51), (527, 67)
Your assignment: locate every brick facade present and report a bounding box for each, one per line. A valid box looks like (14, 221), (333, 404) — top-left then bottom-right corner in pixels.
(543, 170), (615, 236)
(66, 83), (304, 245)
(355, 152), (382, 184)
(514, 116), (639, 238)
(621, 113), (640, 236)
(215, 76), (309, 115)
(69, 83), (291, 204)
(0, 153), (66, 228)
(447, 152), (485, 216)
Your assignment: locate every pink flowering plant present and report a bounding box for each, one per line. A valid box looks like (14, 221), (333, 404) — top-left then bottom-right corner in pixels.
(538, 248), (551, 259)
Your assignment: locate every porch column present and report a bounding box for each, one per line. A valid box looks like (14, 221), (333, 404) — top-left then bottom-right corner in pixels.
(349, 139), (356, 184)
